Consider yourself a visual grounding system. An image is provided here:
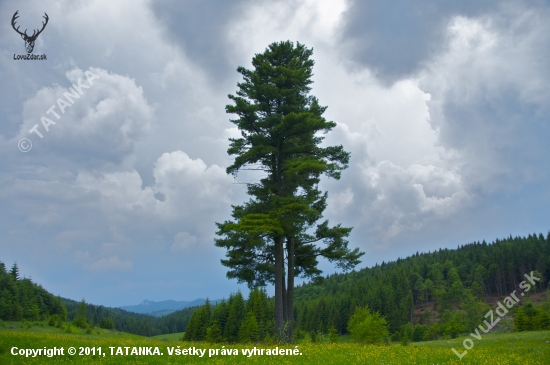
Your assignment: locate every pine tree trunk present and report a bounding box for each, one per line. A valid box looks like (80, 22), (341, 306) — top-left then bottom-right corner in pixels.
(282, 270), (287, 323)
(274, 144), (285, 338)
(286, 236), (295, 341)
(274, 236), (284, 337)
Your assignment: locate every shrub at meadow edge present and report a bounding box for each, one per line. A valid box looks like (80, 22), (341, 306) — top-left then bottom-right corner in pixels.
(347, 306), (389, 344)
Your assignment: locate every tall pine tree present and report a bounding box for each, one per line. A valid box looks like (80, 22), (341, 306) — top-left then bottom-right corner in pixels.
(215, 41), (363, 340)
(10, 262), (19, 281)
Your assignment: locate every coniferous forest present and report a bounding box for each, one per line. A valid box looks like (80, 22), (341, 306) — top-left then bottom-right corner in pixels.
(2, 232), (549, 341)
(0, 262), (66, 321)
(293, 232), (550, 340)
(184, 232), (550, 342)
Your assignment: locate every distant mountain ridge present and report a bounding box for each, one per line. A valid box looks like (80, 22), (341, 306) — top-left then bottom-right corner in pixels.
(119, 299), (219, 316)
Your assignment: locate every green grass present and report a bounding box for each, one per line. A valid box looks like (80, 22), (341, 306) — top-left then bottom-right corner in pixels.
(0, 321), (143, 340)
(151, 331), (185, 341)
(1, 322), (549, 364)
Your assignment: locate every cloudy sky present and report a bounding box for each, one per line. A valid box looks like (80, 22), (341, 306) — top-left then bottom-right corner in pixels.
(1, 0), (549, 307)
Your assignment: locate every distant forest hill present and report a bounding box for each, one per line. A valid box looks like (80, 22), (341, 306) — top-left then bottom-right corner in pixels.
(119, 299), (221, 316)
(61, 298), (198, 336)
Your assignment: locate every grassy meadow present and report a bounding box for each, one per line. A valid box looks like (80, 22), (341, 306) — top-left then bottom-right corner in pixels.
(151, 331), (185, 341)
(1, 321), (549, 364)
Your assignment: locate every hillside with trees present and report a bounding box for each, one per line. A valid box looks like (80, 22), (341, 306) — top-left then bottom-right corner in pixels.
(186, 232), (550, 342)
(296, 232), (550, 340)
(0, 262), (67, 321)
(0, 260), (199, 337)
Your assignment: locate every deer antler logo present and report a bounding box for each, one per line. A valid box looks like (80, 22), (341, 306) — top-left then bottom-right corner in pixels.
(12, 10), (49, 54)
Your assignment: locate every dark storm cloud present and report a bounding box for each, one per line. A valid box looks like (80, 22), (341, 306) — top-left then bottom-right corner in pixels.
(417, 3), (550, 193)
(340, 0), (539, 84)
(149, 0), (251, 80)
